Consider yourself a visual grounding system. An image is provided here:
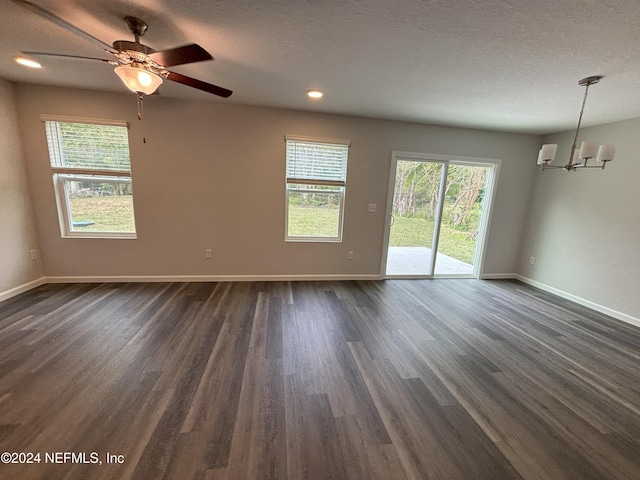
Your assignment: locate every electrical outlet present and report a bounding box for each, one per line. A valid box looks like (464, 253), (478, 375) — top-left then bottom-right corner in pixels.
(30, 249), (38, 260)
(347, 251), (354, 260)
(529, 256), (536, 265)
(205, 249), (213, 259)
(368, 203), (377, 213)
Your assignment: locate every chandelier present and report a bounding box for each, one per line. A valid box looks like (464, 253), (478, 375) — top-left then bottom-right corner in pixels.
(537, 75), (615, 171)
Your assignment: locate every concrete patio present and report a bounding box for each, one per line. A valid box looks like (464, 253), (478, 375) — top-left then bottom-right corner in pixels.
(385, 246), (473, 276)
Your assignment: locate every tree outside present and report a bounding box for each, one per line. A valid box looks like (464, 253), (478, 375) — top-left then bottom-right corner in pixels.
(390, 161), (488, 265)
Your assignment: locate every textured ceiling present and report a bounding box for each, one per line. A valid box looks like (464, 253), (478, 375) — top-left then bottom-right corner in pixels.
(3, 0), (640, 134)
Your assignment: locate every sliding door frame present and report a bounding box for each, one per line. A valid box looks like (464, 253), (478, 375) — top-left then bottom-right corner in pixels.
(380, 151), (501, 279)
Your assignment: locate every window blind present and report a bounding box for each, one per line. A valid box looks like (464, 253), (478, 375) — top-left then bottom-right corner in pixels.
(44, 121), (131, 171)
(286, 139), (348, 185)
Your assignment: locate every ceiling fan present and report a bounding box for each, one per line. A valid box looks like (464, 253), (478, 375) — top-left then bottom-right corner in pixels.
(12, 0), (232, 109)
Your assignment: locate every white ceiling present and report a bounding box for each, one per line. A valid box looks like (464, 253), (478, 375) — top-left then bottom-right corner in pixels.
(3, 0), (640, 134)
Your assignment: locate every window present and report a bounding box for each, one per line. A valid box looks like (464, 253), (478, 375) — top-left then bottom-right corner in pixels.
(285, 136), (349, 242)
(43, 117), (136, 238)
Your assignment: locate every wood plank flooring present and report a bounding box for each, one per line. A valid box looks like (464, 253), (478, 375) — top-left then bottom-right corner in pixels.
(0, 279), (639, 480)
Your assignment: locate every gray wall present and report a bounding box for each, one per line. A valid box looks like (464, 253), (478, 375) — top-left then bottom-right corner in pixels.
(15, 84), (539, 280)
(5, 80), (637, 325)
(519, 118), (640, 321)
(0, 79), (43, 299)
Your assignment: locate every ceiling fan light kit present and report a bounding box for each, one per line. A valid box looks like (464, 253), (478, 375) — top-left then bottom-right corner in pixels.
(537, 75), (615, 172)
(114, 64), (163, 95)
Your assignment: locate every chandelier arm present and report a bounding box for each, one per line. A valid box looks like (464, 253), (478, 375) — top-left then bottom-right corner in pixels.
(575, 164), (607, 170)
(541, 163), (565, 170)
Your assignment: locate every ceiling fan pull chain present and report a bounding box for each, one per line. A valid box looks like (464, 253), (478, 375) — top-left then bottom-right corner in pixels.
(137, 92), (144, 120)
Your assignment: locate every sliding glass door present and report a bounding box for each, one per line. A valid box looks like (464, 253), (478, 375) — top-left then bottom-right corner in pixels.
(434, 163), (491, 275)
(382, 152), (497, 278)
(385, 160), (447, 276)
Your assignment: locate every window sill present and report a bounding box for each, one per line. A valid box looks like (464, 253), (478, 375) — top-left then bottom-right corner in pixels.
(62, 232), (137, 240)
(285, 237), (342, 243)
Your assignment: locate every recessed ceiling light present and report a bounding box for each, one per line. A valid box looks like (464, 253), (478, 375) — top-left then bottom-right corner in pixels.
(14, 57), (42, 69)
(307, 89), (323, 99)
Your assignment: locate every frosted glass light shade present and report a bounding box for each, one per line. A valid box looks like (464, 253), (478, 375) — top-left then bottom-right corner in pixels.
(114, 65), (163, 95)
(540, 144), (557, 162)
(578, 141), (598, 160)
(596, 144), (616, 162)
(572, 150), (581, 165)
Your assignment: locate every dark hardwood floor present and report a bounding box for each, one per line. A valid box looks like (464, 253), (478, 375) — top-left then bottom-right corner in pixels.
(0, 279), (639, 480)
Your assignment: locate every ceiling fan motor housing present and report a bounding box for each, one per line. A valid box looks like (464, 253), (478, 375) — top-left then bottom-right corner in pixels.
(112, 40), (155, 56)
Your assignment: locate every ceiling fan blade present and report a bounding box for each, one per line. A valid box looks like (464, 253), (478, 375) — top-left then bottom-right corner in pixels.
(22, 51), (116, 64)
(166, 71), (232, 98)
(11, 0), (117, 53)
(150, 44), (213, 67)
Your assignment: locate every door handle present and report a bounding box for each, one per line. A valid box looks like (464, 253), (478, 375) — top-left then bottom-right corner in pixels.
(390, 214), (395, 226)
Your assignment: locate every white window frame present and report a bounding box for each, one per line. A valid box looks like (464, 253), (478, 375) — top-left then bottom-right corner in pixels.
(42, 116), (137, 239)
(285, 135), (350, 242)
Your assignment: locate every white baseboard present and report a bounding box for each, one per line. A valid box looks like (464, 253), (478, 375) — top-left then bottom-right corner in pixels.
(45, 273), (382, 283)
(0, 277), (47, 303)
(479, 273), (517, 280)
(515, 274), (640, 328)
